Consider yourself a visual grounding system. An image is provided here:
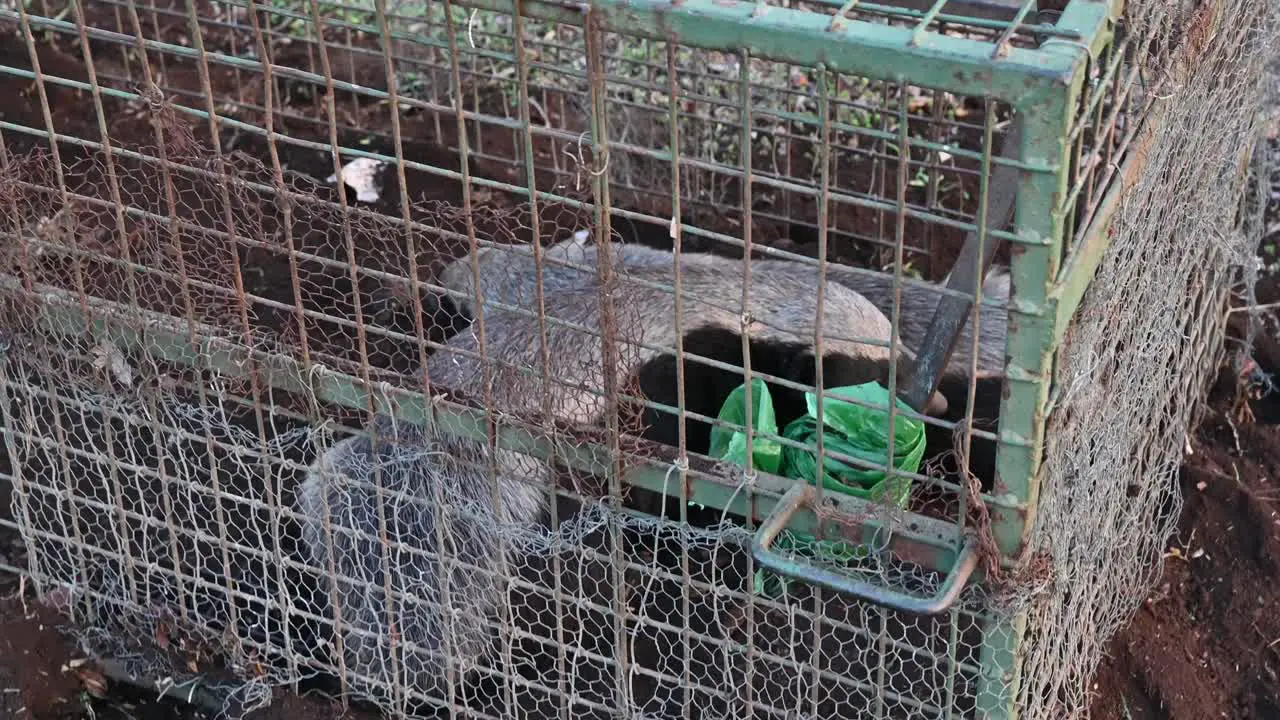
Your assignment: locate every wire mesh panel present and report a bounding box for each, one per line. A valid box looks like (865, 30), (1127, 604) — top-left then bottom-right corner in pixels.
(0, 0), (1270, 718)
(1013, 2), (1278, 717)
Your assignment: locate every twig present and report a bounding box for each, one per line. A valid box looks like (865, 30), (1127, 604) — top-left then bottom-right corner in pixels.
(1226, 300), (1280, 314)
(17, 576), (28, 618)
(95, 659), (230, 716)
(1222, 408), (1243, 453)
(526, 96), (549, 126)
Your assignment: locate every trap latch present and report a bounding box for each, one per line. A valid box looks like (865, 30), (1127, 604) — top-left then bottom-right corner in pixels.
(900, 117), (1022, 413)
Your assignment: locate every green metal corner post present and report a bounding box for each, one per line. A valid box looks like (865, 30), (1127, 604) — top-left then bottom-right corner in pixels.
(975, 2), (1117, 717)
(970, 82), (1068, 720)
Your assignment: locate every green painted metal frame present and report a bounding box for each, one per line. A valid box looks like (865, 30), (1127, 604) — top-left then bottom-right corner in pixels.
(0, 0), (1137, 717)
(974, 3), (1122, 717)
(465, 0), (1082, 105)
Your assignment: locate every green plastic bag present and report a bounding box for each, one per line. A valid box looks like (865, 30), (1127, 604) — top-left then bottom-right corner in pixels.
(708, 377), (782, 474)
(780, 383), (927, 509)
(708, 380), (927, 597)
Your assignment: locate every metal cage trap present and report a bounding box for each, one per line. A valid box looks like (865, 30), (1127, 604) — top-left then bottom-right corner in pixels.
(0, 0), (1269, 718)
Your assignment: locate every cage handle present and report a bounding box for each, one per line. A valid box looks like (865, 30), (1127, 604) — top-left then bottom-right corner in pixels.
(751, 483), (980, 615)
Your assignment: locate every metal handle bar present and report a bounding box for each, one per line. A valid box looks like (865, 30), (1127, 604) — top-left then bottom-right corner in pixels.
(751, 483), (980, 615)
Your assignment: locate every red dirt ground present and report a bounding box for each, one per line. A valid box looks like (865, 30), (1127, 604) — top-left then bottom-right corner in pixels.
(1086, 273), (1280, 720)
(0, 8), (1276, 719)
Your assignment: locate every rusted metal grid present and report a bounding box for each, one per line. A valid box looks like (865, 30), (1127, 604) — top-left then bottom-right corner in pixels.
(0, 0), (1268, 718)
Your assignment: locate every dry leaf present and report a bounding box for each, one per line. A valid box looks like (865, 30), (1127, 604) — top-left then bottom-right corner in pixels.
(77, 668), (108, 698)
(91, 340), (134, 388)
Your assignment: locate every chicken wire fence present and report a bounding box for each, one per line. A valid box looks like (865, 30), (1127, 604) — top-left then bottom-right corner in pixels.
(0, 0), (1273, 718)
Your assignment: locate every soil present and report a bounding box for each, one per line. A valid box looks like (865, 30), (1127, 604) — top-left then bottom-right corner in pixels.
(1086, 270), (1280, 720)
(0, 6), (1276, 720)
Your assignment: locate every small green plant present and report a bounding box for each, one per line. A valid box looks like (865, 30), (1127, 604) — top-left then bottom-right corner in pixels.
(909, 166), (930, 188)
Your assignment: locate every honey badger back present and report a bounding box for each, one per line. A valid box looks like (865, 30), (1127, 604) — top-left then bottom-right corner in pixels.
(439, 238), (947, 456)
(442, 236), (1009, 382)
(444, 236), (1007, 486)
(295, 247), (908, 705)
(511, 237), (1012, 484)
(439, 252), (910, 428)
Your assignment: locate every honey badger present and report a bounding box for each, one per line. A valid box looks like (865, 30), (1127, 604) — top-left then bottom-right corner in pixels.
(442, 234), (1010, 485)
(438, 234), (951, 450)
(295, 246), (916, 704)
(441, 232), (1010, 383)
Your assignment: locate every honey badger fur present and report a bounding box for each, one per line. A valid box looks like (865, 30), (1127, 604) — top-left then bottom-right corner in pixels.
(438, 235), (950, 452)
(441, 233), (1010, 384)
(295, 247), (914, 702)
(443, 235), (1010, 485)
